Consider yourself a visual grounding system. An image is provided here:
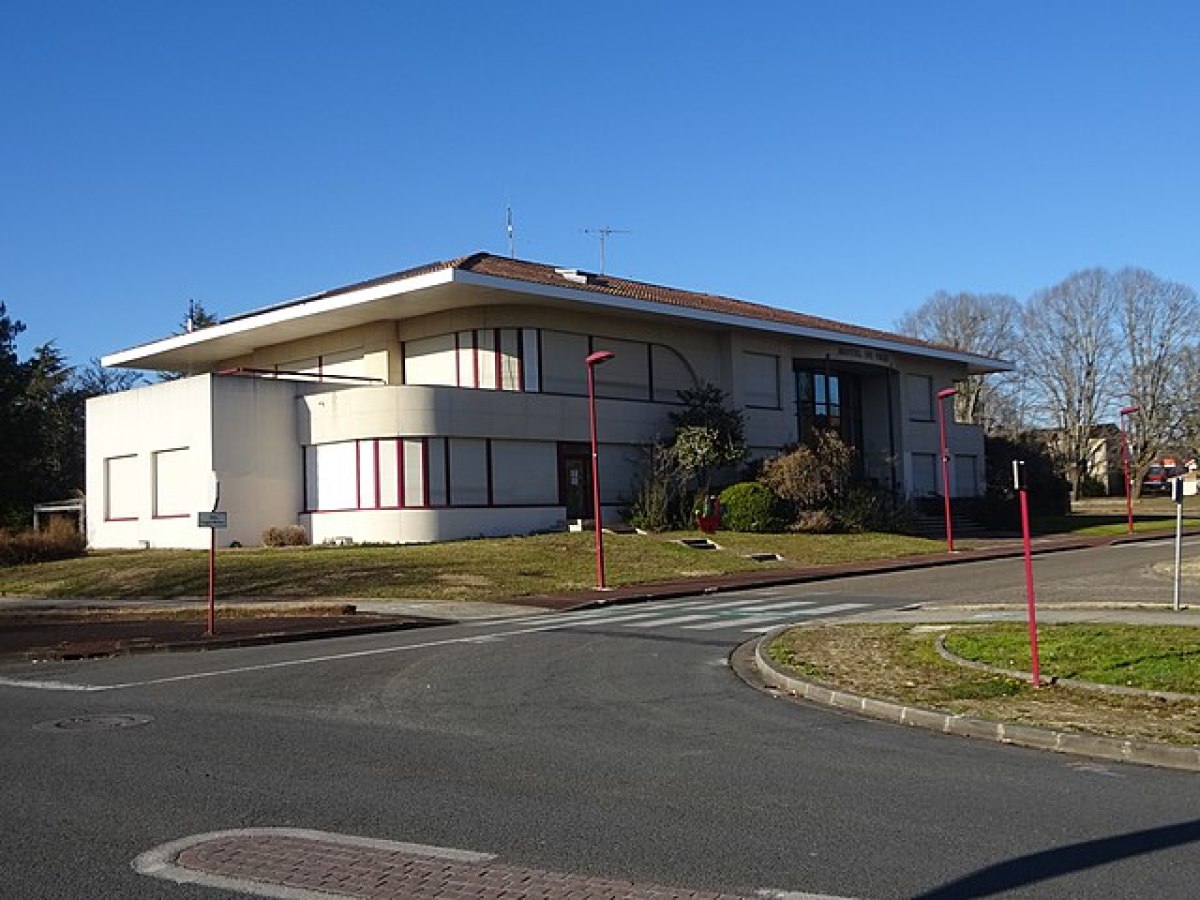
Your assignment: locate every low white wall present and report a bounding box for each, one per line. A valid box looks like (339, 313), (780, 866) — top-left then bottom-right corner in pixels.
(303, 506), (567, 545)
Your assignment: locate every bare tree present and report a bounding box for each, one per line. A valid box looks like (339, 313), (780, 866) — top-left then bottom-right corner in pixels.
(1116, 268), (1200, 494)
(1021, 268), (1119, 500)
(895, 291), (1022, 430)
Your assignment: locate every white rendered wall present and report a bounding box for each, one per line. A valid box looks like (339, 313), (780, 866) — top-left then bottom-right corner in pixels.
(87, 376), (216, 549)
(210, 377), (302, 547)
(87, 375), (301, 549)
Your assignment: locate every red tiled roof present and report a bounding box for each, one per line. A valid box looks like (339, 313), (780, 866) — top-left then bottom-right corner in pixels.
(227, 250), (1001, 364)
(453, 253), (991, 361)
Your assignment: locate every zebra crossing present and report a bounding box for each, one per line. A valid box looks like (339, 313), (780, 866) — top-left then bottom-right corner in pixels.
(474, 593), (871, 636)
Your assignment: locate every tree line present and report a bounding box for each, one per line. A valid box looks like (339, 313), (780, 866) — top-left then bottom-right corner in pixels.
(896, 266), (1199, 499)
(0, 303), (148, 530)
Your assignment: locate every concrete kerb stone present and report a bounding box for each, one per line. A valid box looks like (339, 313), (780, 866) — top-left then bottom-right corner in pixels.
(752, 624), (1200, 773)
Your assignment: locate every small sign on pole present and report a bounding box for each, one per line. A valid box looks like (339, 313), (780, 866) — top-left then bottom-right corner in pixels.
(197, 511), (228, 529)
(197, 505), (227, 636)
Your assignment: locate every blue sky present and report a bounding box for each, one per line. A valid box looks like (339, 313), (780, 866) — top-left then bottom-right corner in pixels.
(2, 1), (1198, 366)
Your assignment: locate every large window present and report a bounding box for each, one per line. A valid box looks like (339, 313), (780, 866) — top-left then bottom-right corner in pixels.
(406, 329), (534, 391)
(651, 344), (696, 402)
(105, 454), (140, 521)
(794, 366), (862, 450)
(911, 452), (938, 497)
(305, 437), (561, 511)
(743, 352), (780, 409)
(540, 331), (589, 394)
(906, 374), (933, 422)
(592, 338), (649, 400)
(153, 448), (191, 518)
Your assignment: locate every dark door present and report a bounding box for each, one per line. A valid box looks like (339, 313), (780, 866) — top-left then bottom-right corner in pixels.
(559, 443), (593, 519)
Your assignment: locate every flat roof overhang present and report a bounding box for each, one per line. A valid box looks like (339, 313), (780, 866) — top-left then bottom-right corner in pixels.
(102, 267), (1012, 375)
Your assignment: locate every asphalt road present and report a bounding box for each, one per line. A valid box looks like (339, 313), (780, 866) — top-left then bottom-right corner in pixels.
(1, 538), (1198, 899)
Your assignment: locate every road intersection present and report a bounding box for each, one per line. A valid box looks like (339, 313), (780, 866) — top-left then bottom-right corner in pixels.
(1, 538), (1197, 898)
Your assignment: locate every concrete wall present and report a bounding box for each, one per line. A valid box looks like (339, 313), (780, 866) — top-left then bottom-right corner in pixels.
(86, 376), (217, 550)
(211, 377), (303, 546)
(87, 375), (302, 549)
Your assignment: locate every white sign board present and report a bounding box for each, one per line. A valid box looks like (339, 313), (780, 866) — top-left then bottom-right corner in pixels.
(197, 511), (228, 529)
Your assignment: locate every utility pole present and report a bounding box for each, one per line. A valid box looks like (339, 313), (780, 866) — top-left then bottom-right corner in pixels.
(582, 226), (630, 274)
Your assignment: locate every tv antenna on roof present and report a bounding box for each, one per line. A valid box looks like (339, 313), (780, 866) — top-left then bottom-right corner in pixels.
(506, 206), (515, 258)
(582, 226), (630, 274)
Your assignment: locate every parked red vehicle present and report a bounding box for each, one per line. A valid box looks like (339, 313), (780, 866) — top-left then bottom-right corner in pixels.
(1141, 464), (1177, 494)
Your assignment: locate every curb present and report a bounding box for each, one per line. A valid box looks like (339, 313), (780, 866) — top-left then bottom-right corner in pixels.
(751, 625), (1200, 773)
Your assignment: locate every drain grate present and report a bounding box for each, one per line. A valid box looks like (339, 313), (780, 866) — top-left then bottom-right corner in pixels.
(35, 713), (153, 733)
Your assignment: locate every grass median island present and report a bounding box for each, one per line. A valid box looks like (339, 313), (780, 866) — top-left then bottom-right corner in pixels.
(769, 623), (1200, 746)
(0, 530), (945, 603)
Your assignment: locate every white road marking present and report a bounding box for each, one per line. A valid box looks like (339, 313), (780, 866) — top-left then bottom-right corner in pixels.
(623, 614), (717, 628)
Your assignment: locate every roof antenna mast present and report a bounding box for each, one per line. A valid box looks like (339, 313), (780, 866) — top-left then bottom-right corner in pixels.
(582, 226), (630, 275)
(506, 206), (515, 258)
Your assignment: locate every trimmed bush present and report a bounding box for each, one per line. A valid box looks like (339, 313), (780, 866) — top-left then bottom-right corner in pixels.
(262, 525), (308, 547)
(718, 482), (786, 533)
(0, 521), (87, 566)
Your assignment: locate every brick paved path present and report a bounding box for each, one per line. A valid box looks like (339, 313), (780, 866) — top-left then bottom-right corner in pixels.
(139, 828), (761, 899)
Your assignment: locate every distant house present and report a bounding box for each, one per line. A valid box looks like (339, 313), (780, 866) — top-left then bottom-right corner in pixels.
(87, 253), (1010, 549)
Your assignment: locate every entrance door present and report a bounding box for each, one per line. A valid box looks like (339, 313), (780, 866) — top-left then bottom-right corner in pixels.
(559, 443), (593, 520)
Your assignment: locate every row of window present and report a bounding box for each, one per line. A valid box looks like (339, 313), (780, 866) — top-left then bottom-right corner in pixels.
(303, 438), (560, 512)
(911, 452), (980, 497)
(104, 448), (193, 521)
(402, 329), (700, 402)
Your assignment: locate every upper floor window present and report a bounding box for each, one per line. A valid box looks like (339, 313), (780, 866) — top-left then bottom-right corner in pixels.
(405, 327), (696, 402)
(906, 374), (933, 422)
(404, 328), (536, 392)
(743, 352), (780, 409)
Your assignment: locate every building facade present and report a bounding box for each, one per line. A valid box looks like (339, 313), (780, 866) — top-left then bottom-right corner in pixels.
(87, 253), (1008, 549)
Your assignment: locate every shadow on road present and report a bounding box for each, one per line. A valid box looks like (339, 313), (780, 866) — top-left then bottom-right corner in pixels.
(911, 818), (1200, 899)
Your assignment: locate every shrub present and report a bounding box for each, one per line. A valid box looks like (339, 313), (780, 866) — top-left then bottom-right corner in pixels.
(0, 520), (87, 566)
(832, 484), (912, 533)
(625, 442), (690, 532)
(718, 482), (786, 533)
(261, 525), (308, 547)
(760, 431), (854, 511)
(790, 509), (834, 533)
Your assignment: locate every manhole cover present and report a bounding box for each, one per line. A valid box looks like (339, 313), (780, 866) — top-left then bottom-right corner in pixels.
(34, 714), (153, 733)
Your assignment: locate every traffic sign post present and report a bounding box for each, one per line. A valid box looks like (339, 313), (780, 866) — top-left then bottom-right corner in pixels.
(197, 507), (227, 636)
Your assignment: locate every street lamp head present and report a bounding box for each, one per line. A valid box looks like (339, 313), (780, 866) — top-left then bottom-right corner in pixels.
(937, 388), (958, 400)
(1120, 405), (1139, 416)
(586, 350), (615, 367)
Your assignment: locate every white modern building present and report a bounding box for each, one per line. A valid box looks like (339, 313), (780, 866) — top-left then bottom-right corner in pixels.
(87, 252), (1009, 549)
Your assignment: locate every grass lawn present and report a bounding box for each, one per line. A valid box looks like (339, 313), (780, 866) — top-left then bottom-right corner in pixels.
(1046, 496), (1200, 536)
(770, 623), (1200, 745)
(0, 530), (945, 603)
(944, 624), (1200, 694)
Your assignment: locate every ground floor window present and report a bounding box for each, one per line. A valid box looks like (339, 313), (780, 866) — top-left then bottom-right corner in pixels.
(304, 438), (559, 511)
(911, 452), (939, 497)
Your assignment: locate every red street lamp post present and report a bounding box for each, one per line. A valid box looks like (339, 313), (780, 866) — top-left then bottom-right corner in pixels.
(1120, 405), (1139, 534)
(936, 387), (958, 553)
(586, 350), (616, 590)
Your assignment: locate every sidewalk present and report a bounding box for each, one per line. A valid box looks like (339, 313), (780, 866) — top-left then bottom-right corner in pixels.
(1, 527), (1194, 661)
